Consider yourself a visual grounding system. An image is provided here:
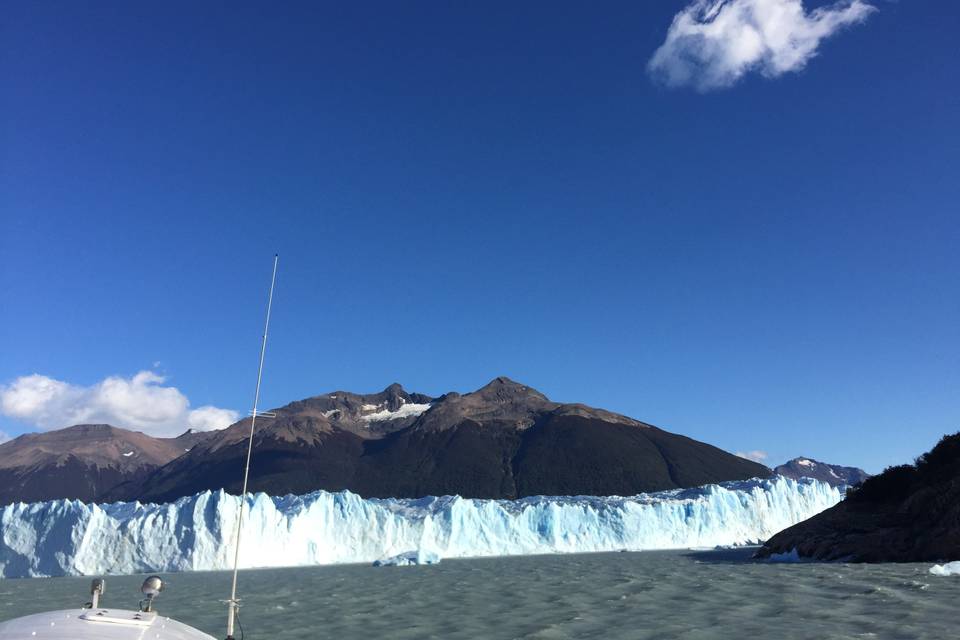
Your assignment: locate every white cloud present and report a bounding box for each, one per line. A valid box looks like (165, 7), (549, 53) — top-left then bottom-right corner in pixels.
(0, 430), (10, 445)
(0, 371), (239, 437)
(187, 405), (241, 431)
(736, 450), (769, 463)
(648, 0), (876, 91)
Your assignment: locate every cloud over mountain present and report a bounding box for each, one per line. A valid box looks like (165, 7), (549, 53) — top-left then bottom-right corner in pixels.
(736, 450), (769, 463)
(648, 0), (875, 91)
(0, 371), (238, 437)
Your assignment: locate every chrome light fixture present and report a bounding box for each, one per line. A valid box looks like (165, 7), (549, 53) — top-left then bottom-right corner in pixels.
(139, 575), (165, 612)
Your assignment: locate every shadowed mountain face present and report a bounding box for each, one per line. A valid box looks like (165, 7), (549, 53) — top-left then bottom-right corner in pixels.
(0, 424), (215, 505)
(117, 377), (771, 503)
(758, 433), (960, 563)
(773, 457), (870, 488)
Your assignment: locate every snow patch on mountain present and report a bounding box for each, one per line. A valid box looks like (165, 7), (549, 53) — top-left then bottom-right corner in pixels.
(0, 476), (841, 578)
(361, 402), (431, 422)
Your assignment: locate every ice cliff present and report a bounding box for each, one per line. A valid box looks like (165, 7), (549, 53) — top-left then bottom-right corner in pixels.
(0, 476), (841, 578)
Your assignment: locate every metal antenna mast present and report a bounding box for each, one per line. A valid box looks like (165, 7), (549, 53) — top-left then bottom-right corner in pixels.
(226, 254), (279, 640)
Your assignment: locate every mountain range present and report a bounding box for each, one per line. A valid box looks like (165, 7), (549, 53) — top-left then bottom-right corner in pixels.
(773, 457), (870, 488)
(0, 424), (213, 504)
(0, 377), (778, 504)
(118, 377), (775, 503)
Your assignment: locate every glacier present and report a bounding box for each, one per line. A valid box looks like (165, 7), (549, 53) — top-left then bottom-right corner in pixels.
(0, 476), (841, 579)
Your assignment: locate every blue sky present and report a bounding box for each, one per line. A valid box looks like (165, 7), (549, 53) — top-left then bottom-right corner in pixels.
(1, 1), (957, 473)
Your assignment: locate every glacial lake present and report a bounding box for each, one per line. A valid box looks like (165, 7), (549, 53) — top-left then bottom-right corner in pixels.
(1, 549), (956, 639)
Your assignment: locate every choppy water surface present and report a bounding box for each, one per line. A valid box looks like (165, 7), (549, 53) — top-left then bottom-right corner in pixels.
(1, 549), (956, 639)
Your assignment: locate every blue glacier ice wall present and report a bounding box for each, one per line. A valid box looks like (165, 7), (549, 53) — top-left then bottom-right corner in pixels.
(0, 476), (841, 578)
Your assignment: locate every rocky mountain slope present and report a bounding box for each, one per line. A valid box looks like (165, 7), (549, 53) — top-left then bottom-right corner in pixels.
(0, 424), (213, 504)
(774, 457), (870, 487)
(118, 376), (771, 503)
(758, 432), (960, 562)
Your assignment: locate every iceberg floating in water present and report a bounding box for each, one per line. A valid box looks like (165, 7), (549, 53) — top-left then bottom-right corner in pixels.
(0, 476), (841, 578)
(765, 548), (803, 563)
(929, 561), (960, 577)
(373, 550), (441, 567)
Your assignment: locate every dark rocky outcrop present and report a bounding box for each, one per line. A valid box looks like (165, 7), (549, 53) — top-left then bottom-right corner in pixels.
(773, 457), (870, 488)
(758, 432), (960, 562)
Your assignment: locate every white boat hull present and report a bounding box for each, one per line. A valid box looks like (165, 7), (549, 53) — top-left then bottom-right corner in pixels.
(0, 608), (216, 640)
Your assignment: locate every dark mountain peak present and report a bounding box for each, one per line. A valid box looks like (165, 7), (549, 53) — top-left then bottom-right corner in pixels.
(18, 423), (141, 443)
(410, 378), (555, 433)
(473, 377), (549, 402)
(774, 457), (870, 487)
(0, 423), (204, 505)
(479, 376), (525, 390)
(292, 383), (426, 412)
(63, 423), (120, 434)
(221, 383), (437, 445)
(380, 382), (432, 405)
